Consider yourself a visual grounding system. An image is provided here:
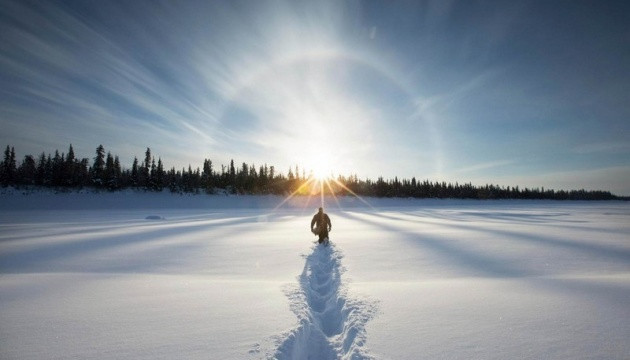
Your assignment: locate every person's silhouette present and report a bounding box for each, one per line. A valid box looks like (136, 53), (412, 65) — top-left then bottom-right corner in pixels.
(310, 207), (332, 245)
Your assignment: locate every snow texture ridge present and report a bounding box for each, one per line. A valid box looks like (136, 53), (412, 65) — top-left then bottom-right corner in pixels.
(271, 244), (377, 359)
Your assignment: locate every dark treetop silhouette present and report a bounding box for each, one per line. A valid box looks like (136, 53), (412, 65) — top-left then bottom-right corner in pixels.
(0, 144), (621, 200)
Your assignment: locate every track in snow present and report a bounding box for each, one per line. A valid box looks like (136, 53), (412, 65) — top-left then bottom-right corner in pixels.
(271, 243), (377, 359)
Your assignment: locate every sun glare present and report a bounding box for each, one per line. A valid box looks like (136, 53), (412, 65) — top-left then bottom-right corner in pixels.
(311, 162), (331, 180)
(304, 146), (335, 181)
(273, 140), (373, 211)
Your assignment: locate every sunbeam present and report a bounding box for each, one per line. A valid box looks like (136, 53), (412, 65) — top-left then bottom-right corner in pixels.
(272, 177), (317, 212)
(320, 178), (325, 208)
(324, 178), (342, 210)
(330, 177), (374, 210)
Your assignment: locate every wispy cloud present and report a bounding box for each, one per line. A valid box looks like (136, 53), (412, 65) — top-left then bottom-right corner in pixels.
(572, 142), (630, 155)
(1, 0), (628, 193)
(1, 0), (398, 172)
(456, 160), (515, 174)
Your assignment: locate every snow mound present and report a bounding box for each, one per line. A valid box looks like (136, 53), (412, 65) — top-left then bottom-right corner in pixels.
(144, 215), (165, 220)
(272, 243), (378, 359)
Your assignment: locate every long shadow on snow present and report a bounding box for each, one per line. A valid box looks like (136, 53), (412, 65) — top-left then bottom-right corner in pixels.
(341, 211), (630, 306)
(339, 211), (533, 278)
(0, 213), (274, 244)
(368, 210), (630, 264)
(397, 208), (628, 235)
(0, 214), (272, 273)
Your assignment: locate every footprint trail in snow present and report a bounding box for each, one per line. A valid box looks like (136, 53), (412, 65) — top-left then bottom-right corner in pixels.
(271, 243), (378, 359)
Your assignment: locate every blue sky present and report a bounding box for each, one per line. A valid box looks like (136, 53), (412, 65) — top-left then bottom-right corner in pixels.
(1, 0), (629, 195)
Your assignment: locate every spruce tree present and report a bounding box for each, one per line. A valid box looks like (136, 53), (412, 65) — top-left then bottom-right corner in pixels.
(149, 158), (157, 190)
(92, 145), (106, 186)
(229, 159), (236, 182)
(67, 144), (75, 163)
(18, 155), (36, 185)
(1, 146), (9, 186)
(105, 152), (115, 189)
(35, 152), (46, 185)
(142, 148), (151, 188)
(114, 156), (122, 189)
(66, 144), (76, 186)
(77, 158), (90, 186)
(1, 146), (17, 186)
(202, 159), (213, 192)
(156, 158), (164, 191)
(9, 147), (16, 183)
(131, 157), (139, 186)
(44, 154), (52, 186)
(52, 150), (63, 186)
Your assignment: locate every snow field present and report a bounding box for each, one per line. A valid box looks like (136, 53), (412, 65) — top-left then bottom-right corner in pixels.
(0, 206), (307, 359)
(333, 207), (630, 359)
(0, 193), (629, 359)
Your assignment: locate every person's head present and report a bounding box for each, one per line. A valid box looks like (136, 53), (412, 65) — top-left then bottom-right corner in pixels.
(318, 207), (323, 214)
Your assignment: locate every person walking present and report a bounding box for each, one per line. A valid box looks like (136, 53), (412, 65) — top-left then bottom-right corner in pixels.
(311, 207), (332, 245)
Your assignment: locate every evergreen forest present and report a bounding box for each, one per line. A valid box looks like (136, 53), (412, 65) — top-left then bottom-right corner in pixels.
(0, 144), (621, 201)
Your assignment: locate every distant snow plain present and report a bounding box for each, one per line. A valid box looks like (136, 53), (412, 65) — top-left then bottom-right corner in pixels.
(0, 190), (628, 359)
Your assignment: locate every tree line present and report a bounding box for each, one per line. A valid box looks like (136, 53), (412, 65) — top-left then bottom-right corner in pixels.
(0, 144), (621, 200)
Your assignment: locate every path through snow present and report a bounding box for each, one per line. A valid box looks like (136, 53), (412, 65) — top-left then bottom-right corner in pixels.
(270, 243), (377, 359)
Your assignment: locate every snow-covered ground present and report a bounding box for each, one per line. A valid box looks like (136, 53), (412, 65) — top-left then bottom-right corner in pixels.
(1, 191), (628, 359)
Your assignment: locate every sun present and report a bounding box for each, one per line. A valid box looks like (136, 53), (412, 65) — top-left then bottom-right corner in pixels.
(311, 161), (332, 181)
(304, 146), (335, 181)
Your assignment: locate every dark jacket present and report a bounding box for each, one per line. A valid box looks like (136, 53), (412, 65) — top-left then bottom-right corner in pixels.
(311, 212), (331, 232)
